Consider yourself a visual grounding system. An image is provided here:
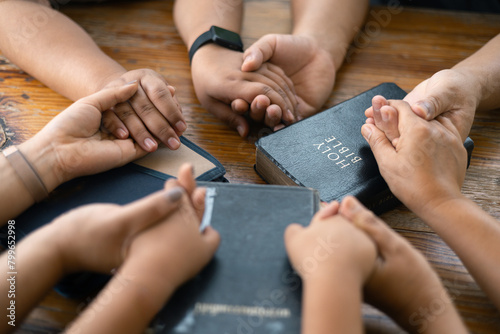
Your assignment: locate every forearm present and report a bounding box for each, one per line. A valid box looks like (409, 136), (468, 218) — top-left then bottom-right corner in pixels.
(67, 262), (176, 333)
(0, 224), (64, 333)
(452, 34), (500, 111)
(418, 195), (500, 310)
(173, 0), (243, 49)
(302, 275), (363, 334)
(0, 1), (125, 100)
(291, 0), (369, 70)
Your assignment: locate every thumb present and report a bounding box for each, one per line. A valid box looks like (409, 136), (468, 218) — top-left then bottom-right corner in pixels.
(411, 96), (444, 121)
(361, 124), (397, 165)
(241, 34), (277, 72)
(284, 223), (304, 246)
(120, 186), (184, 237)
(202, 226), (221, 257)
(405, 85), (452, 121)
(80, 81), (139, 113)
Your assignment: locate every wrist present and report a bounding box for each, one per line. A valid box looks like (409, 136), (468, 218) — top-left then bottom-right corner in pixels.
(190, 40), (242, 68)
(92, 67), (128, 93)
(414, 193), (469, 229)
(119, 259), (178, 313)
(449, 67), (483, 110)
(302, 272), (363, 333)
(16, 139), (61, 194)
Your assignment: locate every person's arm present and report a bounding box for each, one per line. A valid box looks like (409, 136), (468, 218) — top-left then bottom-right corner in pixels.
(0, 82), (146, 224)
(65, 167), (220, 334)
(238, 0), (369, 124)
(419, 196), (500, 311)
(338, 196), (467, 334)
(451, 33), (500, 112)
(291, 0), (369, 70)
(1, 165), (218, 334)
(0, 0), (185, 151)
(368, 33), (500, 141)
(173, 0), (297, 137)
(0, 184), (184, 334)
(284, 201), (376, 334)
(363, 99), (500, 311)
(0, 222), (64, 334)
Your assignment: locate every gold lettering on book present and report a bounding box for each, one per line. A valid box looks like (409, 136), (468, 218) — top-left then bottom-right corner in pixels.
(193, 302), (291, 318)
(313, 136), (362, 168)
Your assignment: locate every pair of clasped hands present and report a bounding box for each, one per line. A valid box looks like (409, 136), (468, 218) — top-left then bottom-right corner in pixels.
(102, 34), (336, 146)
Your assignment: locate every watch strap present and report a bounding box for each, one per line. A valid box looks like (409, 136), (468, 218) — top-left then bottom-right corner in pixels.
(189, 30), (213, 63)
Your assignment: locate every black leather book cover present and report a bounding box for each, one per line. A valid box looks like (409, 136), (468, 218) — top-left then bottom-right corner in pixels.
(255, 83), (474, 214)
(150, 183), (320, 334)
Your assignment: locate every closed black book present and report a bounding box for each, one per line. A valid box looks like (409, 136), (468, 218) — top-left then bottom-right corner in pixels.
(255, 83), (474, 214)
(151, 182), (320, 334)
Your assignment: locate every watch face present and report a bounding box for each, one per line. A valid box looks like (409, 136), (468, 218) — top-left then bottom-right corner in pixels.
(211, 26), (243, 51)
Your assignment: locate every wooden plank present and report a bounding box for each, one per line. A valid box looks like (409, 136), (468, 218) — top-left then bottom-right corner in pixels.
(0, 1), (499, 333)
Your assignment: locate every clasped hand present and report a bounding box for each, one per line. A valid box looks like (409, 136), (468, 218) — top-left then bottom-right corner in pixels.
(191, 34), (336, 136)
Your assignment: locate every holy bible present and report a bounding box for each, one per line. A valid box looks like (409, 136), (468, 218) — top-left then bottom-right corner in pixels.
(255, 83), (474, 214)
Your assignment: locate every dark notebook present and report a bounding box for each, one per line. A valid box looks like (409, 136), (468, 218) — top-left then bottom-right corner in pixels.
(150, 182), (320, 334)
(255, 83), (474, 214)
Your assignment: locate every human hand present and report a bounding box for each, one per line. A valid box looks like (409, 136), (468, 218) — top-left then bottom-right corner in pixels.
(284, 200), (376, 334)
(366, 69), (480, 141)
(338, 196), (467, 334)
(235, 34), (336, 129)
(122, 164), (220, 291)
(284, 201), (376, 284)
(191, 45), (297, 137)
(361, 99), (467, 216)
(50, 163), (217, 280)
(404, 69), (481, 141)
(101, 69), (186, 151)
(20, 82), (147, 192)
(49, 186), (185, 274)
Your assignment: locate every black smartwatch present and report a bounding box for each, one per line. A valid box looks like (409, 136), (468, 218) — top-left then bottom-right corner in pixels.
(188, 26), (244, 63)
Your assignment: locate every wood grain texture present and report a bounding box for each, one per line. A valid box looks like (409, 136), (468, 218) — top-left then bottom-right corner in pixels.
(1, 0), (499, 333)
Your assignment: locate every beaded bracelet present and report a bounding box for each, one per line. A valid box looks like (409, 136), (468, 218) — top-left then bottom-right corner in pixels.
(3, 146), (49, 202)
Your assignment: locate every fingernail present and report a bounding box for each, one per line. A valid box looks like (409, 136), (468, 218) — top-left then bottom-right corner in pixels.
(165, 187), (184, 202)
(361, 125), (372, 139)
(126, 80), (138, 85)
(274, 124), (285, 131)
(286, 109), (295, 122)
(167, 137), (180, 150)
(237, 125), (245, 137)
(243, 54), (254, 65)
(144, 138), (157, 151)
(176, 121), (187, 133)
(117, 128), (128, 139)
(381, 109), (389, 122)
(415, 101), (431, 118)
(256, 100), (262, 110)
(346, 197), (361, 212)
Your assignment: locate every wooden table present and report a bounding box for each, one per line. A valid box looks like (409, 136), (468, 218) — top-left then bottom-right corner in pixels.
(1, 1), (499, 333)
